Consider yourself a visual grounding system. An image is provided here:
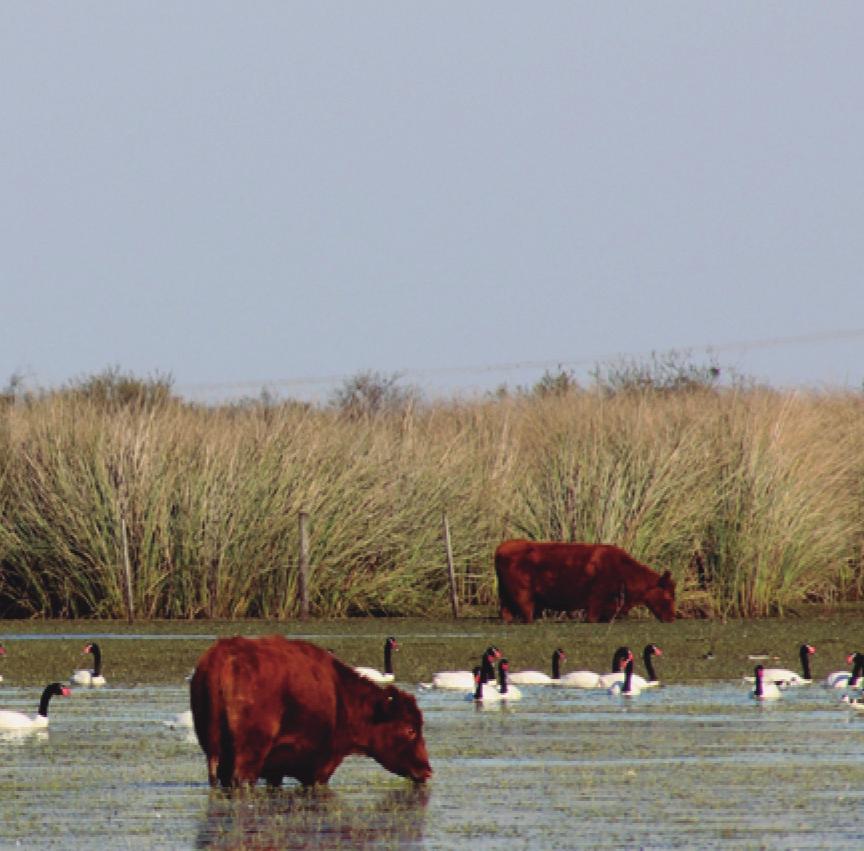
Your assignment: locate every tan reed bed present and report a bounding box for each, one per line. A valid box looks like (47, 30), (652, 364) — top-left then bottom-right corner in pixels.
(0, 386), (861, 619)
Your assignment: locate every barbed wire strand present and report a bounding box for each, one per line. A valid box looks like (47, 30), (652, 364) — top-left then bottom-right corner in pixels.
(175, 327), (864, 398)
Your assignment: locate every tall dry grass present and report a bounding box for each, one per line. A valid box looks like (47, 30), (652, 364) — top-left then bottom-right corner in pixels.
(0, 387), (861, 618)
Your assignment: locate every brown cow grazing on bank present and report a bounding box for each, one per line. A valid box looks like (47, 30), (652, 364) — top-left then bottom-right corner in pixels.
(190, 636), (432, 788)
(495, 540), (676, 624)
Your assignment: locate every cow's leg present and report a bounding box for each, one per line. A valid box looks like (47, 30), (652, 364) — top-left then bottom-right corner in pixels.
(585, 597), (603, 623)
(207, 755), (220, 787)
(262, 771), (283, 788)
(500, 604), (514, 624)
(229, 731), (273, 787)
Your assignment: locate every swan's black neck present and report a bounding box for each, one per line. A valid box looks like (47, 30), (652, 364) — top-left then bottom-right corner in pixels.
(498, 661), (510, 694)
(38, 684), (59, 717)
(852, 656), (864, 685)
(88, 644), (102, 677)
(799, 645), (812, 680)
(643, 646), (658, 683)
(481, 653), (495, 684)
(622, 659), (634, 694)
(551, 650), (563, 680)
(754, 666), (765, 697)
(473, 667), (483, 701)
(383, 639), (395, 675)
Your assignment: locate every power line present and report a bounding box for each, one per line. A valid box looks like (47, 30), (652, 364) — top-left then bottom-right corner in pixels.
(177, 327), (864, 398)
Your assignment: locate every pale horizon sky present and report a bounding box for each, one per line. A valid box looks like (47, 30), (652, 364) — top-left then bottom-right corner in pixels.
(3, 3), (863, 403)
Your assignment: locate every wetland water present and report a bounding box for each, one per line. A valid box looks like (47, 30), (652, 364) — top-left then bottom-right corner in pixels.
(3, 621), (864, 848)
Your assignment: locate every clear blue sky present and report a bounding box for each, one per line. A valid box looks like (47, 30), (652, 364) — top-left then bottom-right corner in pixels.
(2, 3), (863, 402)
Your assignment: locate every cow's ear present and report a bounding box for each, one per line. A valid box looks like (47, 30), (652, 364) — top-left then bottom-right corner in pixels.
(658, 570), (675, 589)
(372, 687), (400, 723)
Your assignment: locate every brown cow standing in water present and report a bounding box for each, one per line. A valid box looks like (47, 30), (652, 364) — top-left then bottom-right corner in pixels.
(495, 539), (676, 624)
(190, 636), (432, 788)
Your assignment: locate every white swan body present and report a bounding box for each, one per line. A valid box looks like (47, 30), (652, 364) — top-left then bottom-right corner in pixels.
(825, 653), (864, 689)
(509, 649), (566, 685)
(355, 636), (399, 684)
(430, 671), (476, 690)
(557, 671), (602, 689)
(71, 642), (107, 687)
(165, 709), (194, 729)
(425, 646), (501, 690)
(0, 683), (70, 731)
(601, 671), (650, 690)
(750, 665), (781, 701)
(744, 644), (815, 687)
(554, 646), (631, 690)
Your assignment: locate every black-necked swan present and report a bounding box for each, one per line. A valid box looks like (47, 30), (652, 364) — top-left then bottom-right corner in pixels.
(354, 636), (399, 684)
(750, 665), (781, 700)
(744, 643), (815, 687)
(609, 656), (640, 696)
(555, 645), (631, 689)
(71, 641), (107, 687)
(0, 682), (71, 731)
(470, 659), (522, 703)
(509, 648), (566, 685)
(825, 652), (864, 688)
(428, 645), (501, 690)
(601, 644), (664, 689)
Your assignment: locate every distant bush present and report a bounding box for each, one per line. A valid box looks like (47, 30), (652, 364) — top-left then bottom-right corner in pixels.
(591, 350), (723, 396)
(62, 366), (175, 410)
(531, 367), (581, 398)
(330, 371), (421, 419)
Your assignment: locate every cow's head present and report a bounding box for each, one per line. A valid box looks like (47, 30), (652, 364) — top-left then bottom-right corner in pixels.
(643, 570), (676, 623)
(368, 686), (433, 783)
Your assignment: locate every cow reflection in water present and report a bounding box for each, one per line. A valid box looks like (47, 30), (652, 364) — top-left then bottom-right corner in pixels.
(195, 785), (430, 850)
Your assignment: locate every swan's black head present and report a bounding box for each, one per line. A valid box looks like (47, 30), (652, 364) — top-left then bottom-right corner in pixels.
(0, 642), (6, 656)
(486, 645), (502, 659)
(612, 646), (630, 671)
(385, 636), (399, 650)
(38, 682), (71, 718)
(644, 644), (662, 658)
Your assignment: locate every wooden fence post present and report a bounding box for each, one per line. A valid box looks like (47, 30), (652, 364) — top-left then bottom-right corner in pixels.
(442, 512), (460, 618)
(298, 510), (310, 620)
(121, 515), (134, 624)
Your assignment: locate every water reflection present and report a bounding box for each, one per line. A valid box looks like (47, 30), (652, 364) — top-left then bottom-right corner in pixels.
(0, 728), (49, 744)
(196, 784), (430, 850)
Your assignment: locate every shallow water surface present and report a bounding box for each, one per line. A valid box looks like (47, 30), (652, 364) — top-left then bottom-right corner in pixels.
(2, 673), (864, 849)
